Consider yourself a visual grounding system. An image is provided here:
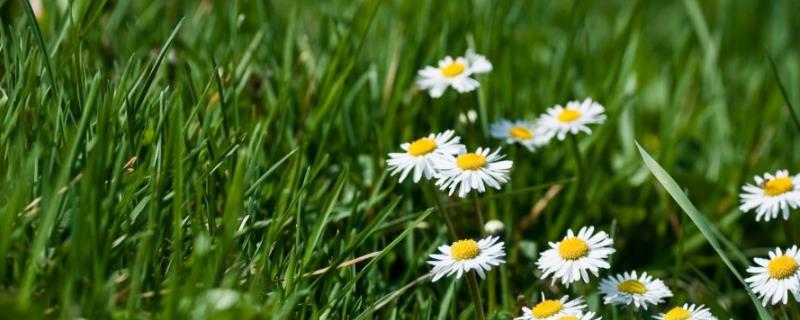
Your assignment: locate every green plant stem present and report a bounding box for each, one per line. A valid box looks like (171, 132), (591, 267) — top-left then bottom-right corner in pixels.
(471, 192), (485, 235)
(465, 272), (486, 320)
(569, 135), (584, 182)
(427, 183), (459, 241)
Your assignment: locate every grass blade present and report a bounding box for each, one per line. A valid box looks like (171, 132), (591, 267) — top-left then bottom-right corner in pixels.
(767, 54), (800, 132)
(637, 142), (773, 319)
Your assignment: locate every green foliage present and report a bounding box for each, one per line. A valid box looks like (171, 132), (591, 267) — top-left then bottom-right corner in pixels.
(0, 0), (799, 319)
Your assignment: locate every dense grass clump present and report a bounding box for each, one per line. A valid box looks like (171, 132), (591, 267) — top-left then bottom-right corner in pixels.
(1, 0), (799, 319)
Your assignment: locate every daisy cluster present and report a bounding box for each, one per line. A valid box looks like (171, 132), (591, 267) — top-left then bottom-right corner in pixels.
(737, 170), (800, 306)
(386, 50), (730, 319)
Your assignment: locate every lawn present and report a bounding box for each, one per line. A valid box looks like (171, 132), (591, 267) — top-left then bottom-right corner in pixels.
(1, 0), (800, 319)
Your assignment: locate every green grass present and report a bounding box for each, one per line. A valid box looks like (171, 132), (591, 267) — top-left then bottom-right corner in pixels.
(1, 0), (799, 319)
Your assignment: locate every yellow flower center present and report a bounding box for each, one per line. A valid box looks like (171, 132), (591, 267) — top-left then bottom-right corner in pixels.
(450, 239), (480, 261)
(663, 307), (692, 320)
(763, 177), (794, 196)
(557, 108), (582, 123)
(407, 138), (437, 156)
(441, 62), (466, 78)
(456, 153), (487, 170)
(509, 126), (533, 140)
(617, 279), (647, 294)
(767, 255), (798, 279)
(532, 300), (563, 318)
(558, 237), (589, 260)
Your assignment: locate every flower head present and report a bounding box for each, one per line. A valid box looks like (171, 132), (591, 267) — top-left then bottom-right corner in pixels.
(599, 271), (673, 310)
(490, 119), (551, 151)
(745, 245), (800, 305)
(386, 130), (466, 183)
(417, 49), (492, 98)
(538, 98), (606, 140)
(654, 304), (717, 320)
(428, 236), (505, 281)
(433, 147), (513, 198)
(536, 226), (615, 285)
(515, 294), (586, 320)
(739, 170), (800, 221)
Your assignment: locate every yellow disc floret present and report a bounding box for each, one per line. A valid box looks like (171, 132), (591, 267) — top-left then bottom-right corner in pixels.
(617, 279), (647, 295)
(767, 255), (798, 279)
(408, 138), (437, 156)
(456, 153), (487, 170)
(441, 62), (466, 78)
(450, 239), (480, 261)
(763, 177), (794, 196)
(558, 237), (589, 260)
(663, 307), (692, 320)
(532, 300), (563, 318)
(509, 126), (533, 140)
(557, 108), (582, 123)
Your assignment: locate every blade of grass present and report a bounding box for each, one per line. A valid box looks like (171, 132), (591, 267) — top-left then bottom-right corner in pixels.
(636, 142), (773, 319)
(767, 54), (800, 132)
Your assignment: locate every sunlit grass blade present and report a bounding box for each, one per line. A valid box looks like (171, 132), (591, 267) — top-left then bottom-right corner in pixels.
(637, 142), (773, 319)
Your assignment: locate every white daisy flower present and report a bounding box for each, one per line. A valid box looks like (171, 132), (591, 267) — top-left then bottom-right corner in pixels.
(386, 130), (466, 183)
(490, 119), (551, 151)
(515, 294), (586, 320)
(654, 304), (717, 320)
(598, 271), (673, 310)
(538, 98), (606, 141)
(427, 236), (505, 281)
(739, 170), (800, 221)
(745, 245), (800, 305)
(416, 49), (493, 98)
(536, 226), (615, 285)
(433, 147), (513, 198)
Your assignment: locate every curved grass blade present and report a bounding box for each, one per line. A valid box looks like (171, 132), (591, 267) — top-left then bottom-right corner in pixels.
(636, 142), (773, 319)
(767, 54), (800, 132)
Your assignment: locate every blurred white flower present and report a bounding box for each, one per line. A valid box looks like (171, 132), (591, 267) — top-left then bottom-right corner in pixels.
(490, 119), (551, 151)
(538, 98), (606, 140)
(417, 49), (492, 98)
(484, 219), (505, 235)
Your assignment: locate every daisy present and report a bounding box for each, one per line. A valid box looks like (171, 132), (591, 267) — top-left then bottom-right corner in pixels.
(433, 147), (513, 198)
(654, 304), (717, 320)
(490, 119), (550, 151)
(739, 170), (800, 221)
(538, 98), (606, 141)
(515, 294), (586, 320)
(598, 271), (673, 310)
(386, 130), (466, 183)
(745, 245), (800, 305)
(428, 236), (505, 281)
(416, 49), (493, 98)
(536, 226), (615, 285)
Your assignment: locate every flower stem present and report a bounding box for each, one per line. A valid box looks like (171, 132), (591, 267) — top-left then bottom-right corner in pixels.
(427, 183), (459, 241)
(465, 271), (486, 320)
(568, 135), (584, 181)
(471, 192), (485, 235)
